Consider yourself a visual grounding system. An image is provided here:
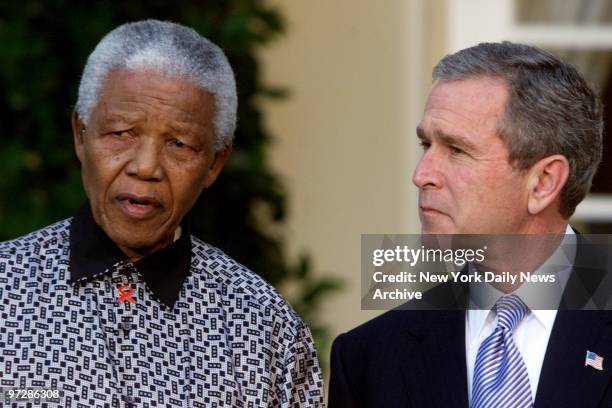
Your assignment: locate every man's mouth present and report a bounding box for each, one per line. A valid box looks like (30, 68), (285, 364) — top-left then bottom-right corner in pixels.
(116, 193), (162, 219)
(419, 206), (445, 215)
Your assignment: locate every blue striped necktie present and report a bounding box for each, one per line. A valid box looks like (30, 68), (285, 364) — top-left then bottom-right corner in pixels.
(472, 294), (532, 408)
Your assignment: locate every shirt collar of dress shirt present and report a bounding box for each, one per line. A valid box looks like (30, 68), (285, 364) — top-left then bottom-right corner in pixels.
(68, 200), (192, 308)
(468, 225), (576, 343)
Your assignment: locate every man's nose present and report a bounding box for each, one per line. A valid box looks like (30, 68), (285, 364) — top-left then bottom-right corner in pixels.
(125, 139), (164, 181)
(412, 148), (443, 189)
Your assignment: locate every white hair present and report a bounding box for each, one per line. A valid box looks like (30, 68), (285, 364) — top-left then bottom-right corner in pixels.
(75, 19), (237, 151)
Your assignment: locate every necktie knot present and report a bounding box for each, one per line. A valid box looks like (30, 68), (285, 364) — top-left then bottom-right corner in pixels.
(495, 294), (529, 331)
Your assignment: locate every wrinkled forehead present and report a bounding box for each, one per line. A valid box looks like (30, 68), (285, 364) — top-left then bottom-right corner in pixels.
(92, 68), (216, 130)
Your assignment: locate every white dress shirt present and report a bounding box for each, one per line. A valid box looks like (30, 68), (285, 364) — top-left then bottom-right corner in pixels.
(466, 225), (576, 404)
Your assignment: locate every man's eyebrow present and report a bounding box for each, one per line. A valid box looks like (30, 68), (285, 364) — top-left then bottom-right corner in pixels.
(416, 126), (477, 152)
(103, 110), (143, 124)
(434, 129), (477, 151)
(168, 122), (201, 135)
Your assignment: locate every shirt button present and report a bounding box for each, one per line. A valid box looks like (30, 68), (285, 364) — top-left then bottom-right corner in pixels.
(121, 322), (134, 331)
(123, 395), (136, 406)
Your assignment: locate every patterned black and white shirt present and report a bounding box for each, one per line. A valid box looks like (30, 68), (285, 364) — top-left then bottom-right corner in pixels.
(0, 203), (324, 407)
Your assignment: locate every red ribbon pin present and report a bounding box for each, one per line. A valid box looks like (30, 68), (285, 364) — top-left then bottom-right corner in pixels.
(117, 284), (136, 304)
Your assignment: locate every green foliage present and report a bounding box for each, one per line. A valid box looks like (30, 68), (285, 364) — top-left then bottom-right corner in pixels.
(0, 1), (341, 362)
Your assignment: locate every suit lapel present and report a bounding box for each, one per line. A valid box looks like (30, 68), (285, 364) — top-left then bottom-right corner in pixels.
(560, 234), (609, 310)
(400, 310), (469, 408)
(535, 310), (612, 407)
(536, 234), (612, 407)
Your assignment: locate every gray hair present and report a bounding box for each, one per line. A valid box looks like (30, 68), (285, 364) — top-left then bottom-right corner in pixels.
(433, 42), (603, 218)
(76, 19), (237, 151)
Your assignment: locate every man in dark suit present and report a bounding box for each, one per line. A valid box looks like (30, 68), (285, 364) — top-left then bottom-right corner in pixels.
(329, 42), (612, 407)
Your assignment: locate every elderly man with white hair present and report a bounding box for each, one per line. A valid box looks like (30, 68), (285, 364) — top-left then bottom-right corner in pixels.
(0, 20), (323, 407)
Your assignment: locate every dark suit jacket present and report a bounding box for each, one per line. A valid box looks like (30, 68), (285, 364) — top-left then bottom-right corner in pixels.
(329, 236), (612, 407)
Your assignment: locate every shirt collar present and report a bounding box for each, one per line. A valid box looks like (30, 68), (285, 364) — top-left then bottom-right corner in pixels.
(68, 201), (192, 309)
(468, 225), (576, 341)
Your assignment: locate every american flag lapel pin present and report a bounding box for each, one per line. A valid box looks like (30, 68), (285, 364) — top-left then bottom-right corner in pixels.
(585, 350), (604, 371)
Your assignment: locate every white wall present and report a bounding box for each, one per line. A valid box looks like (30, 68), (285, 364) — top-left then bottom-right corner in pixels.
(259, 0), (444, 371)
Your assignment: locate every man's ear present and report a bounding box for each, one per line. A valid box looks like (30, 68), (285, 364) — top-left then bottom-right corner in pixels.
(203, 145), (232, 188)
(72, 110), (86, 163)
(526, 154), (569, 216)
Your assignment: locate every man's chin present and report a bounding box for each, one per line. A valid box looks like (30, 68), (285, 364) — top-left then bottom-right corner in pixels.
(420, 224), (457, 235)
(107, 228), (173, 260)
(419, 211), (457, 234)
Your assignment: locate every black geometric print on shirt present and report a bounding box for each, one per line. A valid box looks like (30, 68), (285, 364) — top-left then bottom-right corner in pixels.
(0, 219), (324, 407)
